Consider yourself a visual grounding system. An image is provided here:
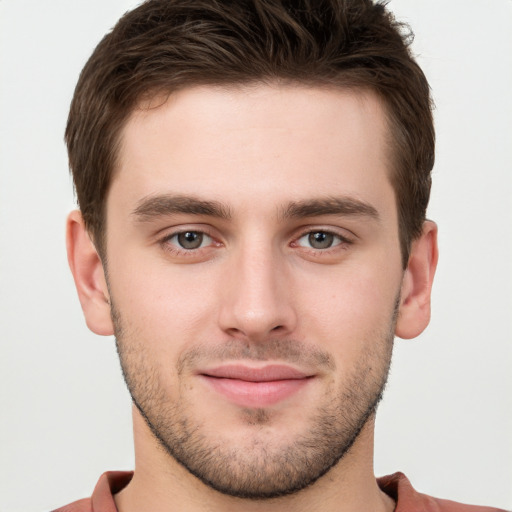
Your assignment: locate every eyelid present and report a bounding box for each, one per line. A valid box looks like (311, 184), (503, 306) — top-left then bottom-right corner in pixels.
(157, 223), (217, 239)
(158, 225), (222, 257)
(155, 224), (355, 260)
(292, 226), (355, 245)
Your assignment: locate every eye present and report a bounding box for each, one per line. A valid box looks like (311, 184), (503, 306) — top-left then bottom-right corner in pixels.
(168, 231), (213, 250)
(296, 231), (346, 250)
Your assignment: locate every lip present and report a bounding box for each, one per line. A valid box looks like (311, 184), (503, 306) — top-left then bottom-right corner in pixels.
(199, 364), (314, 408)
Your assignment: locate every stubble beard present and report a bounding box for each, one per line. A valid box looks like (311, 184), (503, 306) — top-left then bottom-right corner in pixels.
(112, 303), (396, 500)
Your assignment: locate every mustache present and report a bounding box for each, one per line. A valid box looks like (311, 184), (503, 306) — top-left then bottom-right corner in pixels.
(110, 301), (335, 374)
(176, 339), (336, 375)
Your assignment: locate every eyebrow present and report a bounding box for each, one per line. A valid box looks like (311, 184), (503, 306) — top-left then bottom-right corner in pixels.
(280, 197), (380, 221)
(132, 193), (379, 223)
(132, 194), (232, 221)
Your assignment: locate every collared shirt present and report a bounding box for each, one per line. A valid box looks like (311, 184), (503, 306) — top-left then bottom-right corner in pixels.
(52, 471), (507, 512)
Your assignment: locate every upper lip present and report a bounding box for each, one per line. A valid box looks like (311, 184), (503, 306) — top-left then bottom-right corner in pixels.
(200, 364), (312, 382)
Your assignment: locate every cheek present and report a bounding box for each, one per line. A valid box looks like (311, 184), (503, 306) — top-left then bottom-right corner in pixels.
(111, 267), (219, 391)
(109, 255), (220, 336)
(296, 265), (400, 353)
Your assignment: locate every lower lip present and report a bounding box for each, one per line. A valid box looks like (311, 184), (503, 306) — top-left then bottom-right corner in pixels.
(200, 376), (311, 408)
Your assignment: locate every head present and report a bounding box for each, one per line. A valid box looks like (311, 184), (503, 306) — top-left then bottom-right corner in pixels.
(66, 0), (437, 502)
(66, 0), (434, 268)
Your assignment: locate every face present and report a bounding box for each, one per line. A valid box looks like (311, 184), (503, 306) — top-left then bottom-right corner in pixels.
(104, 85), (405, 498)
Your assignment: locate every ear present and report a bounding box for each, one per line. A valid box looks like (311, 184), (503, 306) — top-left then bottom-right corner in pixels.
(395, 220), (438, 339)
(66, 210), (114, 336)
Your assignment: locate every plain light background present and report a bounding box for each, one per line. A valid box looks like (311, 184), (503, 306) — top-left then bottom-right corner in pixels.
(0, 1), (511, 510)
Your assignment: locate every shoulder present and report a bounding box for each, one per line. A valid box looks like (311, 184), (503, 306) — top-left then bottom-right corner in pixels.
(378, 472), (508, 512)
(50, 471), (133, 512)
(51, 498), (92, 512)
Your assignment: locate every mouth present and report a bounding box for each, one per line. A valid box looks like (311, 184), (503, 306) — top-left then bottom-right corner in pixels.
(198, 364), (315, 408)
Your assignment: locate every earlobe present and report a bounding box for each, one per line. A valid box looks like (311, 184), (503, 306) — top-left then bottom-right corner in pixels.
(66, 210), (114, 336)
(395, 220), (438, 340)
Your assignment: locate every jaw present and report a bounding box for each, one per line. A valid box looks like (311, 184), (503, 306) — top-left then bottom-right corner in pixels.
(120, 405), (389, 512)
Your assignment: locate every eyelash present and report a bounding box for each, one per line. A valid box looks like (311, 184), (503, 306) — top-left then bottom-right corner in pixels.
(159, 229), (219, 257)
(291, 228), (354, 253)
(158, 227), (354, 258)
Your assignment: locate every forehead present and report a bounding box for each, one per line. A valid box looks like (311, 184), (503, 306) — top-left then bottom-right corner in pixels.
(111, 84), (394, 217)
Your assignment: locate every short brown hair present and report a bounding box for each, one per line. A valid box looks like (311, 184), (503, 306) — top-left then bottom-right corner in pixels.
(66, 0), (434, 266)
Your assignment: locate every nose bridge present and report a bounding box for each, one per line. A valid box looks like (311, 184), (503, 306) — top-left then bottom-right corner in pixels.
(218, 236), (296, 340)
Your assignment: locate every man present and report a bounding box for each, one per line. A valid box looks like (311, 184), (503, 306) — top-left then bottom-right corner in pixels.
(55, 0), (506, 511)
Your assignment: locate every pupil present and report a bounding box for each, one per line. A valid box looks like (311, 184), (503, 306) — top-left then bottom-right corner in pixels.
(178, 232), (203, 249)
(309, 232), (333, 249)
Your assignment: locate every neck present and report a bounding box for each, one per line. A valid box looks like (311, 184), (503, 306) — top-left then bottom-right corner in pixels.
(114, 407), (395, 512)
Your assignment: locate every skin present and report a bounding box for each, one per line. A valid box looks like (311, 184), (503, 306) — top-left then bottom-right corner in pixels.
(67, 84), (438, 512)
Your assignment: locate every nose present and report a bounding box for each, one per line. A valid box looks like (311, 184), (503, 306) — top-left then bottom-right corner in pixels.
(217, 242), (298, 342)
